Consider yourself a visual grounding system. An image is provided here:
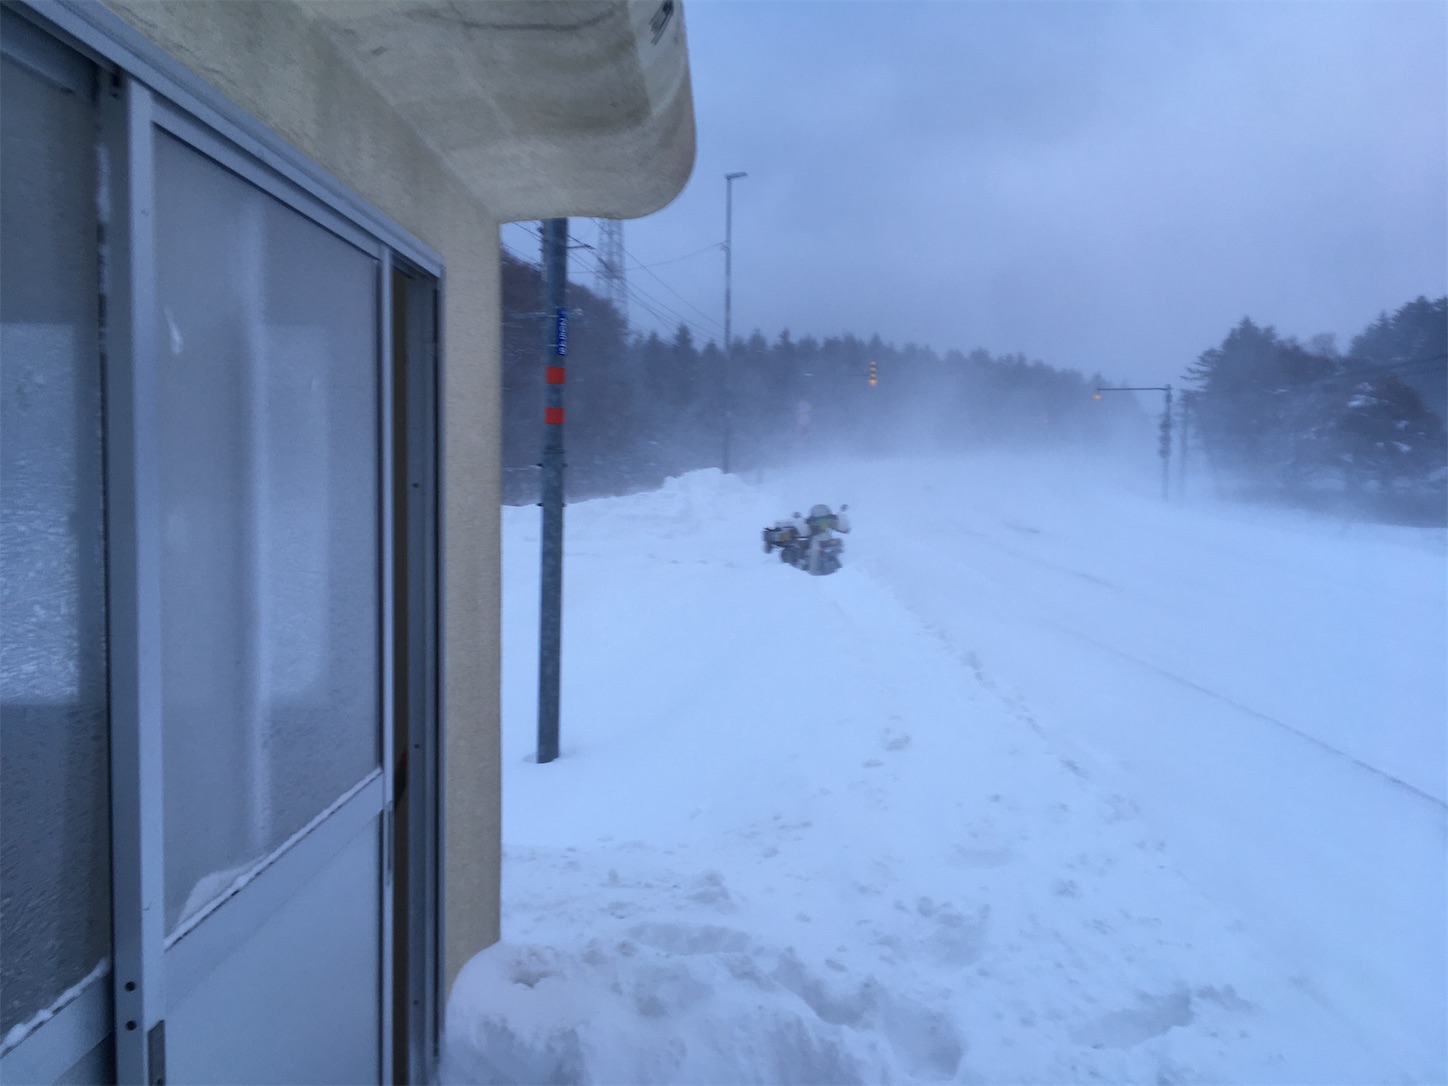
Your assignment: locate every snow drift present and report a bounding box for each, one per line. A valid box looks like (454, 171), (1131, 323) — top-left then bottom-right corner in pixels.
(446, 457), (1446, 1085)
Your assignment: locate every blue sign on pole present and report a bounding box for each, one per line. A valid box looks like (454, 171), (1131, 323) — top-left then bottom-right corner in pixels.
(554, 307), (568, 356)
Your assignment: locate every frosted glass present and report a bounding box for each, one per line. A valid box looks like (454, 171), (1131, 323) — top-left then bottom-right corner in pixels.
(0, 54), (111, 1038)
(153, 134), (380, 933)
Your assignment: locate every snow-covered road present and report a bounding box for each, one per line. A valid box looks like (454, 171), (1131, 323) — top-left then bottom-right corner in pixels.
(446, 456), (1447, 1084)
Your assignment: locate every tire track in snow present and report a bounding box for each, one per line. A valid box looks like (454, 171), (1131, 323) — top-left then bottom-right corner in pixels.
(878, 520), (1446, 809)
(1030, 612), (1448, 809)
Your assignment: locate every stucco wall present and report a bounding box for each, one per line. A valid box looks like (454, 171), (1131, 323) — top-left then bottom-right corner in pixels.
(100, 0), (503, 996)
(299, 0), (696, 222)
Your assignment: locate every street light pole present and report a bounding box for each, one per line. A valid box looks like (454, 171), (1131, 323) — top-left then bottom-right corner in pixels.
(722, 170), (747, 474)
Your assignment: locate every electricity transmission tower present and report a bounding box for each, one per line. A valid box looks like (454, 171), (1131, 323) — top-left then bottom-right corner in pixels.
(594, 218), (628, 327)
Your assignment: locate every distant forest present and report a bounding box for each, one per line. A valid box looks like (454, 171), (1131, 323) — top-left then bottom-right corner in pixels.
(501, 251), (1140, 504)
(1184, 296), (1447, 522)
(501, 248), (1446, 523)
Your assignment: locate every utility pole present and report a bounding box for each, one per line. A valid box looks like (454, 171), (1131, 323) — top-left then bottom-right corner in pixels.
(1178, 392), (1191, 498)
(722, 171), (747, 474)
(1094, 384), (1173, 501)
(537, 218), (568, 764)
(1159, 384), (1173, 502)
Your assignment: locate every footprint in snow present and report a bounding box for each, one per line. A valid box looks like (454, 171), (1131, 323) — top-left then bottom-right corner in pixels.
(688, 870), (734, 911)
(1100, 793), (1140, 824)
(626, 920), (752, 955)
(924, 902), (990, 967)
(1069, 987), (1194, 1049)
(946, 843), (1014, 869)
(1053, 879), (1082, 898)
(769, 948), (966, 1079)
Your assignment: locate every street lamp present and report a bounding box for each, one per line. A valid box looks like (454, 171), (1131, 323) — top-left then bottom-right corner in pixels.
(723, 171), (747, 474)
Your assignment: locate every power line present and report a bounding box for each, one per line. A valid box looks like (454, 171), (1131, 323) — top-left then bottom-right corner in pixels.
(502, 221), (541, 247)
(623, 243), (724, 335)
(622, 280), (717, 344)
(503, 226), (713, 341)
(569, 244), (718, 344)
(506, 220), (727, 344)
(500, 237), (536, 265)
(562, 223), (723, 337)
(626, 242), (723, 270)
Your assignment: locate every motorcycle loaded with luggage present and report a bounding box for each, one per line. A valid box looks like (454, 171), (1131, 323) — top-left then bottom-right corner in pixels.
(762, 503), (850, 576)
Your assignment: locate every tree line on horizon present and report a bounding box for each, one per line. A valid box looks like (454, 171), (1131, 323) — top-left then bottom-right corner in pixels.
(502, 249), (1446, 523)
(1184, 296), (1446, 522)
(501, 251), (1141, 504)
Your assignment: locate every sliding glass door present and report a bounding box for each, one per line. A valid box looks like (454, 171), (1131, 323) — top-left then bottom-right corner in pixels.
(0, 10), (441, 1081)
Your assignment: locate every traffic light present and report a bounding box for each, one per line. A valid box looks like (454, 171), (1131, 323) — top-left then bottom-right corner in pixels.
(1158, 413), (1172, 459)
(868, 359), (878, 386)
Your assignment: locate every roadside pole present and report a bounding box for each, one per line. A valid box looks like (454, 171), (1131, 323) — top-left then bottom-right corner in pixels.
(1159, 385), (1173, 503)
(722, 171), (747, 473)
(538, 218), (567, 763)
(1095, 384), (1173, 502)
(1178, 392), (1191, 498)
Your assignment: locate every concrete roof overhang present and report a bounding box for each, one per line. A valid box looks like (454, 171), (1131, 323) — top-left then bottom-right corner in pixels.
(300, 0), (696, 223)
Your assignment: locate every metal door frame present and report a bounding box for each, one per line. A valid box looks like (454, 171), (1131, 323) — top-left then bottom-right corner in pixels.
(0, 4), (445, 1082)
(392, 265), (444, 1086)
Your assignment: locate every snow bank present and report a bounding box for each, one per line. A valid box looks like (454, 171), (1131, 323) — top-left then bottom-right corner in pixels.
(445, 928), (956, 1085)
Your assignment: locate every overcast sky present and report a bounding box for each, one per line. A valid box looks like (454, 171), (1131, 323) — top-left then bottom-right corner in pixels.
(504, 1), (1446, 387)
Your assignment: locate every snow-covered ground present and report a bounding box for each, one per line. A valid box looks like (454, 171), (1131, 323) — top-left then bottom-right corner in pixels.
(445, 454), (1447, 1085)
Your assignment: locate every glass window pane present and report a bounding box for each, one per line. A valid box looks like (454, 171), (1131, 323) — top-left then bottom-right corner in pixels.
(0, 51), (111, 1039)
(153, 133), (380, 934)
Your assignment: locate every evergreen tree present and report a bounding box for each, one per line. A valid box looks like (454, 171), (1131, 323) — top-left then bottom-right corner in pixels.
(1186, 300), (1447, 510)
(1348, 297), (1447, 424)
(1185, 318), (1336, 483)
(1331, 375), (1447, 490)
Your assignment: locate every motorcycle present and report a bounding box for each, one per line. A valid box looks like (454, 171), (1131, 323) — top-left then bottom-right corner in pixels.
(762, 523), (844, 576)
